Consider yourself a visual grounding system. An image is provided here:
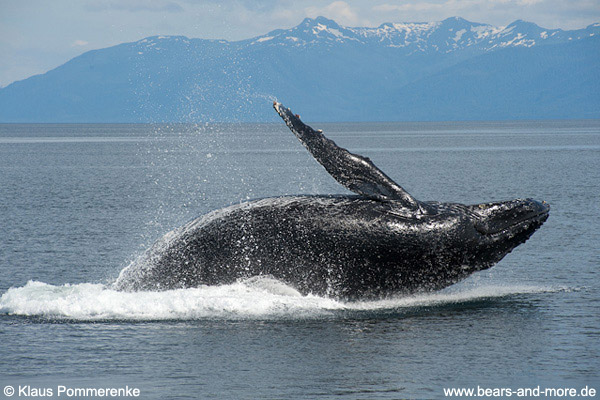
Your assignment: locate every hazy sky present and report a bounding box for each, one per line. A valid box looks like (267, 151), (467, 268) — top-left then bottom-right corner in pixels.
(1, 0), (599, 87)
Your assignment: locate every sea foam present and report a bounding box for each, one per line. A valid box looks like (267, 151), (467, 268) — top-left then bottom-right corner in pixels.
(0, 278), (562, 321)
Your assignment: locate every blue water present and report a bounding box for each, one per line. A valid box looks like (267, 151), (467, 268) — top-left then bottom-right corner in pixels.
(0, 120), (599, 399)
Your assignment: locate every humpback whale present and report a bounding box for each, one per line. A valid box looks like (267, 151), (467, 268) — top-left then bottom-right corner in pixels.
(114, 102), (549, 299)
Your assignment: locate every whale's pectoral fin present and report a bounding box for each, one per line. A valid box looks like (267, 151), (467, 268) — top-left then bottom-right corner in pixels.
(274, 102), (421, 209)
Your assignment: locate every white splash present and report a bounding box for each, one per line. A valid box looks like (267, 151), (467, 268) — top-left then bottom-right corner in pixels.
(0, 278), (564, 321)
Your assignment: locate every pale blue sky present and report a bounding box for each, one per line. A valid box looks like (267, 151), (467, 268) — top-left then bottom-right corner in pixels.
(1, 0), (599, 87)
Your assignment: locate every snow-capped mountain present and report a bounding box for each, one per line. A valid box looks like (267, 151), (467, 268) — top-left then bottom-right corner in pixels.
(0, 16), (598, 122)
(247, 16), (599, 52)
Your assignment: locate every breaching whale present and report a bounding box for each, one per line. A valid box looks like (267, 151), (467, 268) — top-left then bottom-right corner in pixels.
(114, 102), (549, 299)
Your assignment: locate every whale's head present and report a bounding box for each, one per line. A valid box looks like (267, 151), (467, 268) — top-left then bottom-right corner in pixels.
(379, 197), (550, 291)
(386, 197), (549, 267)
(463, 198), (550, 266)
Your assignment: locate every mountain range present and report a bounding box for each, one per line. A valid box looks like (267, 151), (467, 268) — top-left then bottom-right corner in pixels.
(1, 16), (598, 122)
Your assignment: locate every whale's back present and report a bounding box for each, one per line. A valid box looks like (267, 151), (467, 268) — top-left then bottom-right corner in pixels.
(114, 195), (485, 298)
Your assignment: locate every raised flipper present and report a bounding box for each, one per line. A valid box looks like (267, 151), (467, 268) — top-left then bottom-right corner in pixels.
(274, 102), (422, 211)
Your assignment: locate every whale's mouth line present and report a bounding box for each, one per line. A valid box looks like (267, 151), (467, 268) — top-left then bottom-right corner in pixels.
(477, 208), (550, 236)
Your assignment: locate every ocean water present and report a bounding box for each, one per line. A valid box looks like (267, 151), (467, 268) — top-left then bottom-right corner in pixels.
(0, 120), (598, 399)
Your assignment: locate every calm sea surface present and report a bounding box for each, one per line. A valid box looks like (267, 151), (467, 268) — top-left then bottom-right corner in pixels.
(0, 121), (599, 399)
